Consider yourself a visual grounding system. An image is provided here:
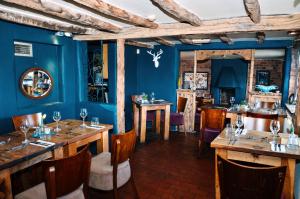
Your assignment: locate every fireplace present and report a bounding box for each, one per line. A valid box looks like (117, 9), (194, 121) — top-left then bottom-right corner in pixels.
(220, 88), (235, 105)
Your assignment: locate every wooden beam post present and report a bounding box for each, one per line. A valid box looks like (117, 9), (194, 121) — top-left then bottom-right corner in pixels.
(0, 7), (89, 34)
(248, 50), (255, 96)
(154, 37), (174, 46)
(74, 14), (300, 41)
(151, 0), (201, 26)
(243, 0), (261, 23)
(68, 0), (158, 28)
(1, 0), (121, 32)
(126, 40), (153, 49)
(117, 39), (125, 133)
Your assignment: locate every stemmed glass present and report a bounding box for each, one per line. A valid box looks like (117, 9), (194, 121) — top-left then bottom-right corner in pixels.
(235, 114), (244, 134)
(80, 108), (88, 127)
(274, 100), (280, 111)
(53, 111), (61, 132)
(20, 120), (30, 144)
(229, 97), (235, 108)
(270, 120), (280, 136)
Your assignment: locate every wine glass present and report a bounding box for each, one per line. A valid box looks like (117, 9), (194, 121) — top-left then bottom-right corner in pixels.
(20, 120), (30, 144)
(229, 97), (235, 107)
(80, 108), (88, 127)
(235, 115), (244, 133)
(274, 100), (280, 110)
(270, 120), (280, 135)
(53, 111), (61, 132)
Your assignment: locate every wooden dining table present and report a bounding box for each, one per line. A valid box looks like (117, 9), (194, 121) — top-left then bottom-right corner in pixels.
(133, 100), (172, 143)
(211, 130), (300, 199)
(0, 119), (113, 199)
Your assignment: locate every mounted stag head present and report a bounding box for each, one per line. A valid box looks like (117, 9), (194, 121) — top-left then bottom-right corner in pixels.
(147, 49), (163, 68)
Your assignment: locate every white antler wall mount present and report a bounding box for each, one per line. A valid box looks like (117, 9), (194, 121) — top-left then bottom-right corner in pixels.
(147, 49), (163, 68)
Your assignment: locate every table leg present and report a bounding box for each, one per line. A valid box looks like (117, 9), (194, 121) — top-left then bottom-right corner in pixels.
(156, 110), (161, 134)
(97, 130), (109, 153)
(53, 147), (64, 159)
(282, 158), (296, 199)
(0, 169), (13, 199)
(163, 105), (170, 140)
(140, 107), (147, 143)
(133, 104), (139, 136)
(214, 148), (227, 199)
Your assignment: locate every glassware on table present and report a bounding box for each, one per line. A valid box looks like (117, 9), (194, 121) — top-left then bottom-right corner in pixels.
(20, 120), (30, 144)
(287, 134), (299, 150)
(235, 114), (244, 133)
(80, 108), (88, 127)
(225, 123), (232, 138)
(91, 117), (99, 127)
(150, 92), (155, 103)
(253, 99), (259, 110)
(270, 120), (280, 135)
(53, 111), (61, 132)
(229, 97), (235, 108)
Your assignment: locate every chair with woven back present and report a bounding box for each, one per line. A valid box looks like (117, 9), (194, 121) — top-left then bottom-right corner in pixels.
(15, 146), (92, 199)
(199, 107), (227, 154)
(12, 112), (42, 130)
(89, 129), (139, 199)
(217, 155), (286, 199)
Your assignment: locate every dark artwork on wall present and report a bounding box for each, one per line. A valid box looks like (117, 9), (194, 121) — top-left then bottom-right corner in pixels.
(256, 70), (270, 86)
(183, 72), (208, 90)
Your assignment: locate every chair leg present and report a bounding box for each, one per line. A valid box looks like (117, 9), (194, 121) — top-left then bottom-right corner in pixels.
(152, 120), (155, 132)
(113, 170), (119, 199)
(183, 123), (186, 136)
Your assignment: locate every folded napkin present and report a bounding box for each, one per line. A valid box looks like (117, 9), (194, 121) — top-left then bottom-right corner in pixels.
(30, 140), (55, 148)
(85, 125), (105, 130)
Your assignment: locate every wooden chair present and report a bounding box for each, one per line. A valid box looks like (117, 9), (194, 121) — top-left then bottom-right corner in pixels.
(246, 111), (279, 119)
(15, 146), (92, 199)
(12, 112), (42, 130)
(243, 117), (282, 132)
(199, 108), (226, 154)
(217, 155), (286, 199)
(169, 96), (188, 133)
(89, 129), (139, 199)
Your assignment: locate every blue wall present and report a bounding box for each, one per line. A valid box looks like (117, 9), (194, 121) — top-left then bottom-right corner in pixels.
(0, 20), (118, 134)
(211, 59), (248, 104)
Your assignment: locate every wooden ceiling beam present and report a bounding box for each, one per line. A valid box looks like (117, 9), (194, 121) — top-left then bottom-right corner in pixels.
(126, 40), (153, 49)
(256, 32), (265, 44)
(178, 35), (194, 44)
(68, 0), (158, 28)
(243, 0), (261, 23)
(0, 7), (90, 34)
(1, 0), (121, 33)
(154, 37), (174, 46)
(219, 35), (233, 44)
(151, 0), (201, 26)
(74, 14), (300, 41)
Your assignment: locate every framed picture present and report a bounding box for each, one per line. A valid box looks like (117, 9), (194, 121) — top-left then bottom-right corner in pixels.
(256, 70), (270, 86)
(183, 72), (208, 90)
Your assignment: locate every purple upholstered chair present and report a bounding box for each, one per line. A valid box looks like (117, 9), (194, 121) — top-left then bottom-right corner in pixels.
(162, 97), (188, 134)
(199, 108), (226, 154)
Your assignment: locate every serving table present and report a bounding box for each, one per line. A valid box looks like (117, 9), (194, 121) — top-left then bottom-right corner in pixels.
(133, 100), (172, 143)
(0, 119), (112, 199)
(211, 130), (300, 199)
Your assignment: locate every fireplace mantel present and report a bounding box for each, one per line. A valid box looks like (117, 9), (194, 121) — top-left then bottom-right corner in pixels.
(248, 91), (282, 104)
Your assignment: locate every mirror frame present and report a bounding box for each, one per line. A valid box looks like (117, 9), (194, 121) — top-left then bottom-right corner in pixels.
(20, 67), (53, 99)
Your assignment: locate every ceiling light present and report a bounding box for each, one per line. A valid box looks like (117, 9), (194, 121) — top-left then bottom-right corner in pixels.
(55, 31), (73, 37)
(55, 31), (64, 36)
(288, 31), (300, 35)
(64, 32), (72, 37)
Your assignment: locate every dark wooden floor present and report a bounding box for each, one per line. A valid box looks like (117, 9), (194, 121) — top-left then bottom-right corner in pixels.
(90, 132), (215, 199)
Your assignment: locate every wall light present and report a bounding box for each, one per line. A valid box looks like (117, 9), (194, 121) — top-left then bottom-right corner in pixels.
(55, 31), (73, 37)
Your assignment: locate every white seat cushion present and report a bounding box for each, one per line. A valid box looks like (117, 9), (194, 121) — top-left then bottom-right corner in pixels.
(89, 152), (131, 191)
(15, 183), (85, 199)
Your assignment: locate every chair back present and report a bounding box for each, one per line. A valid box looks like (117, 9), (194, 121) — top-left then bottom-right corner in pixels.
(42, 146), (92, 199)
(256, 101), (275, 109)
(177, 97), (187, 113)
(12, 112), (42, 130)
(244, 117), (279, 132)
(246, 112), (278, 119)
(111, 129), (136, 165)
(201, 108), (227, 130)
(217, 155), (286, 199)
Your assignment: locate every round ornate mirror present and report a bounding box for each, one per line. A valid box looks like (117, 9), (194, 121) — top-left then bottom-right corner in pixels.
(20, 68), (53, 99)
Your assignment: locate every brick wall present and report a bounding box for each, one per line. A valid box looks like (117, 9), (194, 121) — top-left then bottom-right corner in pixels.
(252, 59), (283, 91)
